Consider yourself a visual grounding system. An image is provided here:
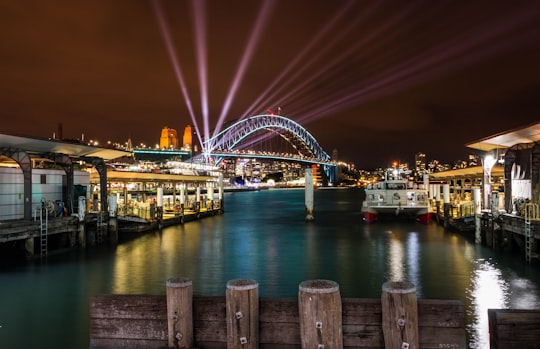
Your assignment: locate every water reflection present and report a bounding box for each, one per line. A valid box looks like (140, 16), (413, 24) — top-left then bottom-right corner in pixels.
(467, 259), (509, 349)
(387, 231), (405, 281)
(407, 232), (421, 295)
(4, 189), (540, 349)
(384, 230), (421, 295)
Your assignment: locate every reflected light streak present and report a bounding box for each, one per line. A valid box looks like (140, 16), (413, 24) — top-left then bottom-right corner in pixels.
(242, 0), (362, 118)
(387, 233), (404, 281)
(191, 0), (210, 143)
(467, 260), (508, 349)
(213, 0), (275, 139)
(406, 232), (421, 296)
(152, 0), (203, 147)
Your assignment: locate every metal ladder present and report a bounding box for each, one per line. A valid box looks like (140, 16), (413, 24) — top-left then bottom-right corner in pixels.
(40, 204), (48, 257)
(524, 203), (539, 263)
(96, 212), (104, 244)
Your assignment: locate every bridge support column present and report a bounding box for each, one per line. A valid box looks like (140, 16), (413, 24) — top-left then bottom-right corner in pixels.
(108, 194), (118, 244)
(25, 237), (35, 256)
(305, 168), (314, 221)
(219, 174), (224, 212)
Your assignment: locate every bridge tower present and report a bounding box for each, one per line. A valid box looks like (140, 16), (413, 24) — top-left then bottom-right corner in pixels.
(311, 164), (322, 185)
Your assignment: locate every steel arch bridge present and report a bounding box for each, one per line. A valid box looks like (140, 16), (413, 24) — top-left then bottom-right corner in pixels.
(201, 114), (336, 182)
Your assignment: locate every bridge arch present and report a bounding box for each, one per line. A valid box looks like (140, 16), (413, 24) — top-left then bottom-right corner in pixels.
(205, 114), (331, 161)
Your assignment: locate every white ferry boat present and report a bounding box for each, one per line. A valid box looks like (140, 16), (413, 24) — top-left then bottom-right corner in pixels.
(362, 167), (430, 224)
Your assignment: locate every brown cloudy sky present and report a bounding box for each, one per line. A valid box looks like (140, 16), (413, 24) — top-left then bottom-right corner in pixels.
(1, 0), (540, 167)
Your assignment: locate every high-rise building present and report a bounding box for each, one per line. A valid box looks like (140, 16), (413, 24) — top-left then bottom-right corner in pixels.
(415, 152), (426, 173)
(183, 125), (193, 150)
(159, 126), (178, 149)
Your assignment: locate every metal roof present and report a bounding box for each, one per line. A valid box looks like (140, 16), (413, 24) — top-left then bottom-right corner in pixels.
(429, 165), (504, 179)
(90, 170), (215, 183)
(0, 132), (131, 160)
(466, 122), (540, 151)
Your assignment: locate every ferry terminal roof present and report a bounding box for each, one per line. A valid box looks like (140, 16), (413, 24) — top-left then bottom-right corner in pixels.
(466, 122), (540, 152)
(0, 132), (131, 161)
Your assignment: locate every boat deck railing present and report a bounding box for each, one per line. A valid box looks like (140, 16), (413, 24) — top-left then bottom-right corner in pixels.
(116, 200), (221, 220)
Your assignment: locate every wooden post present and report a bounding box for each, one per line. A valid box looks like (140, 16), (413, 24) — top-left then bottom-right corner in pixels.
(443, 203), (451, 229)
(442, 184), (450, 205)
(298, 279), (342, 349)
(226, 279), (259, 349)
(24, 237), (34, 256)
(474, 187), (482, 244)
(166, 277), (193, 348)
(196, 186), (201, 212)
(157, 187), (164, 229)
(218, 174), (224, 212)
(381, 281), (419, 349)
(108, 194), (118, 244)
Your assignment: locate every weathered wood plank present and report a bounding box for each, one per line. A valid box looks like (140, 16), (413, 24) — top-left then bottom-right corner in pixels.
(90, 337), (166, 348)
(418, 299), (465, 328)
(260, 322), (301, 344)
(419, 327), (466, 349)
(342, 324), (383, 347)
(488, 309), (540, 348)
(90, 294), (167, 319)
(260, 298), (299, 322)
(194, 296), (226, 321)
(90, 318), (167, 340)
(342, 298), (383, 324)
(193, 320), (227, 342)
(90, 295), (466, 348)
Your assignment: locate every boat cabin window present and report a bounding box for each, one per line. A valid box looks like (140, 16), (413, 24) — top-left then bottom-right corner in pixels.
(386, 183), (406, 190)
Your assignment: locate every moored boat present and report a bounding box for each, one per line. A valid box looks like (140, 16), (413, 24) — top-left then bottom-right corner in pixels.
(362, 167), (430, 223)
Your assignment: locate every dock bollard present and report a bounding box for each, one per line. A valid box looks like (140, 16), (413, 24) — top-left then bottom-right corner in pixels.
(381, 281), (419, 349)
(166, 277), (193, 348)
(298, 279), (343, 349)
(226, 279), (259, 349)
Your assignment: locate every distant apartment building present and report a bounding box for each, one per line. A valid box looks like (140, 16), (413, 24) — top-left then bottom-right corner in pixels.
(415, 152), (426, 173)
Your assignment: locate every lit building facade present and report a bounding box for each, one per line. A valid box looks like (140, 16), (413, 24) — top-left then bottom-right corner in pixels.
(159, 126), (178, 149)
(415, 152), (427, 174)
(183, 125), (193, 150)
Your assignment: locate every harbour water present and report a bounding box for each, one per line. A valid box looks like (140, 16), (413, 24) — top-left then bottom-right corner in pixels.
(1, 187), (540, 348)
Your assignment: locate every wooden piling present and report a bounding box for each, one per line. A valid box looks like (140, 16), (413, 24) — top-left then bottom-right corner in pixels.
(226, 279), (259, 349)
(166, 277), (193, 348)
(298, 279), (343, 349)
(381, 281), (419, 349)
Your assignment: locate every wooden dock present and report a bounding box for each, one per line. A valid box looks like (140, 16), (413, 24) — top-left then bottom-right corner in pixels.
(0, 204), (223, 257)
(488, 309), (540, 349)
(90, 279), (466, 349)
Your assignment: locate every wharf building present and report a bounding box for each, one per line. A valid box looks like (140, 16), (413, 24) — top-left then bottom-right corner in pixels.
(429, 122), (540, 263)
(0, 131), (221, 257)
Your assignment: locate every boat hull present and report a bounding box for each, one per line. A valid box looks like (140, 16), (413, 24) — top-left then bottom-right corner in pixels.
(362, 205), (430, 224)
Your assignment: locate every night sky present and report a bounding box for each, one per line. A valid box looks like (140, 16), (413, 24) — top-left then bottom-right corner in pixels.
(1, 0), (540, 168)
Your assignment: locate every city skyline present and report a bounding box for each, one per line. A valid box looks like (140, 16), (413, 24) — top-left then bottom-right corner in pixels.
(1, 0), (539, 168)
